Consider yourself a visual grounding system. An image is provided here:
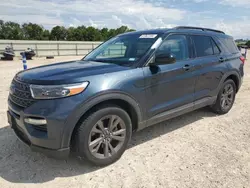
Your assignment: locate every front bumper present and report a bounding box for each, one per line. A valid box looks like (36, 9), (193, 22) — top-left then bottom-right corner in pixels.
(7, 110), (70, 159)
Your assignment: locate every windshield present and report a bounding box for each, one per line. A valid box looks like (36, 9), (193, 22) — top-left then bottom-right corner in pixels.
(84, 33), (161, 66)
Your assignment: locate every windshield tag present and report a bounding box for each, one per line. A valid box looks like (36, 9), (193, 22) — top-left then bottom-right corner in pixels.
(151, 38), (162, 49)
(139, 34), (157, 39)
(129, 58), (136, 61)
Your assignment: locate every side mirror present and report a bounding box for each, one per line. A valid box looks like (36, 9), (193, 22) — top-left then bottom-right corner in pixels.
(151, 52), (176, 66)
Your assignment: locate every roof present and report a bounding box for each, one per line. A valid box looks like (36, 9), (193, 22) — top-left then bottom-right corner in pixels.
(119, 26), (232, 38)
(119, 28), (169, 36)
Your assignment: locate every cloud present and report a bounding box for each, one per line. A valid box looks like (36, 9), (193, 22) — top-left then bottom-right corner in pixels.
(0, 0), (185, 29)
(0, 14), (63, 27)
(215, 20), (250, 39)
(220, 0), (250, 7)
(0, 0), (249, 38)
(0, 0), (186, 29)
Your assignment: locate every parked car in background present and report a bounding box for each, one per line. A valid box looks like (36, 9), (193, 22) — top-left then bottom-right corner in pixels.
(7, 26), (244, 166)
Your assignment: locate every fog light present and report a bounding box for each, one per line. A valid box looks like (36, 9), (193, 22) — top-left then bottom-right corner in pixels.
(24, 118), (47, 125)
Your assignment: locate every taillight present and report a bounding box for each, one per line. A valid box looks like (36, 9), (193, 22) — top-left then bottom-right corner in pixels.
(240, 56), (245, 64)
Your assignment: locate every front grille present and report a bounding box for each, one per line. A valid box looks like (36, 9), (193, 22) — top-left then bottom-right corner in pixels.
(9, 78), (36, 108)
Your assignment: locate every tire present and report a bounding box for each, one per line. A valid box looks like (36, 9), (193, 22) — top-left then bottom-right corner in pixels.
(73, 105), (132, 166)
(210, 79), (236, 115)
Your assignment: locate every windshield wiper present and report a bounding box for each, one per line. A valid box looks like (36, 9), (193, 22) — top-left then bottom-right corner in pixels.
(87, 58), (111, 63)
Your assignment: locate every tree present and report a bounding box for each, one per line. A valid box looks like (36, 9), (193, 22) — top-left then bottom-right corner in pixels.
(0, 21), (23, 40)
(67, 27), (77, 41)
(115, 26), (129, 35)
(66, 26), (86, 41)
(0, 20), (4, 39)
(42, 30), (50, 40)
(107, 29), (116, 39)
(50, 26), (67, 40)
(100, 28), (109, 40)
(0, 20), (135, 41)
(22, 23), (44, 40)
(85, 27), (102, 41)
(246, 41), (250, 48)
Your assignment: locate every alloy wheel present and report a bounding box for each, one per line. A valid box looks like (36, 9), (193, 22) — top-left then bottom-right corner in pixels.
(88, 115), (126, 159)
(220, 83), (234, 110)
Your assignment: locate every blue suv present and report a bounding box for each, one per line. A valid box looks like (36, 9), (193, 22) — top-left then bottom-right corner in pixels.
(7, 26), (244, 165)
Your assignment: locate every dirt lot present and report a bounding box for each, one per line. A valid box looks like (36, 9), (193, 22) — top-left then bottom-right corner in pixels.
(0, 54), (249, 188)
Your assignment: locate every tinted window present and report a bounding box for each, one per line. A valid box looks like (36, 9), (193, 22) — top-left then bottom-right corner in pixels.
(157, 35), (189, 61)
(192, 35), (213, 57)
(219, 38), (239, 54)
(211, 39), (220, 54)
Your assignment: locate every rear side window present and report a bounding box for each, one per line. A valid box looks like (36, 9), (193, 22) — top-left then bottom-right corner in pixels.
(192, 35), (213, 57)
(219, 38), (239, 54)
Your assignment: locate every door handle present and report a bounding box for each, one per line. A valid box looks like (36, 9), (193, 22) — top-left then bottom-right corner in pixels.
(182, 64), (190, 71)
(219, 57), (225, 62)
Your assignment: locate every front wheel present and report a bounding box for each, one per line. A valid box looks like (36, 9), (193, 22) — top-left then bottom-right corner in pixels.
(210, 79), (236, 114)
(73, 105), (132, 166)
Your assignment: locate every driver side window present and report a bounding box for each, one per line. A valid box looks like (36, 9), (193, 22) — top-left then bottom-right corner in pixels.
(157, 34), (189, 61)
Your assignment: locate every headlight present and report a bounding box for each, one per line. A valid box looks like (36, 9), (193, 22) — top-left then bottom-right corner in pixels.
(30, 82), (89, 99)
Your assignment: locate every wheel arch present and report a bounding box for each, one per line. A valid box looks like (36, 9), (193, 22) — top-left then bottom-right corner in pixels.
(61, 92), (143, 148)
(225, 74), (240, 93)
(217, 71), (241, 94)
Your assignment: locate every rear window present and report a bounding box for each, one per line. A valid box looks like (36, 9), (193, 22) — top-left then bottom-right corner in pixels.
(219, 38), (239, 54)
(192, 35), (213, 57)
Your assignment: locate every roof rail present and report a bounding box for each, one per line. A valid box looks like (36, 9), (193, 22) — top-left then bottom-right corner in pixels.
(174, 26), (225, 34)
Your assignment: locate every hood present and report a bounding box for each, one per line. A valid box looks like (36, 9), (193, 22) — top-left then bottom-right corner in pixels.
(16, 60), (130, 84)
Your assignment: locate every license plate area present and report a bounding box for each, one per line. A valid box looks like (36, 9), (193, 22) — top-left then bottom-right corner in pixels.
(7, 111), (31, 145)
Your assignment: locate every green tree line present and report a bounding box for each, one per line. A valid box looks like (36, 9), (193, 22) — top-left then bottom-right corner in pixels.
(0, 20), (135, 41)
(246, 41), (250, 48)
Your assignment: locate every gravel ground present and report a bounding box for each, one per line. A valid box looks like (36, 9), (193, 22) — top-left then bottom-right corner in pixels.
(0, 54), (249, 188)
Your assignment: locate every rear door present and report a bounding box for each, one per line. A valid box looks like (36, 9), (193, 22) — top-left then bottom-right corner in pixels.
(190, 35), (225, 101)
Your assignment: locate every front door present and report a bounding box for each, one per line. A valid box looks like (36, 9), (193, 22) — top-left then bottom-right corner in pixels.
(143, 34), (196, 120)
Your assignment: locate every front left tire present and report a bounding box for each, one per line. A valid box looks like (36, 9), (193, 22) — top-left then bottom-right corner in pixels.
(73, 105), (132, 166)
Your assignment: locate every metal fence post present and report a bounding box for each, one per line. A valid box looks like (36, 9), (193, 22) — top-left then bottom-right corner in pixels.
(76, 44), (78, 55)
(57, 43), (60, 56)
(35, 43), (38, 57)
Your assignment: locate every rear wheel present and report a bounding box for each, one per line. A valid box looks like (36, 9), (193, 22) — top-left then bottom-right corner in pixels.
(210, 79), (236, 114)
(74, 105), (132, 166)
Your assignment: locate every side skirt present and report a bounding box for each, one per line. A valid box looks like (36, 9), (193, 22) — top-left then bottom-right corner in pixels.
(137, 96), (217, 131)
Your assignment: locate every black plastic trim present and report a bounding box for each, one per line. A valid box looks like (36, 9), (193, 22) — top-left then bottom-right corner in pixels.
(138, 97), (216, 130)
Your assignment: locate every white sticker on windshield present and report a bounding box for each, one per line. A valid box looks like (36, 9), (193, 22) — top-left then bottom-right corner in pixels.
(151, 38), (163, 49)
(139, 34), (157, 39)
(129, 58), (136, 61)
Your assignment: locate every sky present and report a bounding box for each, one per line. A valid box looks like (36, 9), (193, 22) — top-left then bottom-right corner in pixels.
(0, 0), (250, 39)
